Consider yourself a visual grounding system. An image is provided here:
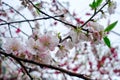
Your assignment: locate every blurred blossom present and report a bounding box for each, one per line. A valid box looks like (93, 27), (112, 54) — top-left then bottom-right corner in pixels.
(39, 32), (59, 51)
(69, 30), (88, 44)
(55, 45), (69, 59)
(38, 51), (52, 64)
(89, 21), (104, 32)
(69, 30), (78, 44)
(62, 40), (74, 49)
(108, 1), (117, 15)
(26, 38), (45, 55)
(2, 38), (23, 54)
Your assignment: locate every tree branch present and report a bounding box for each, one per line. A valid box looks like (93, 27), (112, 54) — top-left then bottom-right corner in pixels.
(0, 15), (63, 26)
(15, 59), (33, 80)
(0, 50), (93, 80)
(2, 2), (33, 33)
(0, 19), (29, 37)
(81, 1), (109, 28)
(27, 0), (90, 32)
(111, 31), (120, 36)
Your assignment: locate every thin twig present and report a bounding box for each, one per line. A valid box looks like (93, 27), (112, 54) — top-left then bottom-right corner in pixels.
(2, 2), (33, 33)
(27, 0), (90, 32)
(8, 24), (13, 37)
(15, 59), (33, 80)
(0, 15), (63, 26)
(111, 31), (120, 36)
(0, 18), (29, 37)
(28, 0), (77, 29)
(27, 0), (108, 33)
(81, 1), (109, 28)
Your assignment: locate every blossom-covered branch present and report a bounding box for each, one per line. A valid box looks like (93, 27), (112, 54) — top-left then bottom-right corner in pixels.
(0, 50), (92, 80)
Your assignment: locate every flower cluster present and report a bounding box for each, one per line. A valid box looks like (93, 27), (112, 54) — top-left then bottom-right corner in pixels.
(2, 31), (59, 64)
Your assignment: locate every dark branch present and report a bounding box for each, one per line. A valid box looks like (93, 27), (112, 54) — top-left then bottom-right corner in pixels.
(27, 0), (91, 33)
(8, 24), (13, 37)
(28, 0), (77, 29)
(0, 19), (29, 37)
(16, 59), (33, 80)
(0, 15), (63, 26)
(0, 50), (93, 80)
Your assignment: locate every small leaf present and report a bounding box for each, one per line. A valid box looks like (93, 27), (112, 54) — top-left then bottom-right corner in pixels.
(89, 0), (103, 9)
(57, 32), (61, 39)
(103, 36), (111, 48)
(35, 3), (40, 7)
(89, 0), (96, 9)
(36, 9), (40, 15)
(96, 0), (103, 8)
(104, 21), (118, 32)
(35, 3), (41, 15)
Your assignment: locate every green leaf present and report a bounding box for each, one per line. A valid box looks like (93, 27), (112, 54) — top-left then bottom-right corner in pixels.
(89, 0), (103, 9)
(104, 21), (118, 32)
(57, 32), (61, 39)
(35, 3), (41, 15)
(103, 36), (111, 48)
(89, 0), (96, 9)
(36, 9), (40, 15)
(96, 0), (103, 7)
(35, 3), (40, 7)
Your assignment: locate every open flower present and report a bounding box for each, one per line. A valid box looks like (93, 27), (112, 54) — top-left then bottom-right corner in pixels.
(2, 38), (23, 54)
(26, 38), (45, 55)
(39, 33), (59, 51)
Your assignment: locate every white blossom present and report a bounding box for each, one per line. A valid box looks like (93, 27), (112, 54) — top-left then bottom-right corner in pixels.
(89, 21), (104, 32)
(26, 38), (45, 55)
(55, 46), (69, 59)
(39, 32), (59, 51)
(108, 1), (117, 15)
(2, 38), (23, 54)
(38, 51), (52, 64)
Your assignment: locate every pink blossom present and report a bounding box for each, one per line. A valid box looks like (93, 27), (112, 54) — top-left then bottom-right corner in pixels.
(2, 38), (23, 54)
(15, 28), (21, 33)
(38, 51), (52, 64)
(39, 33), (59, 51)
(69, 29), (90, 44)
(61, 40), (74, 50)
(26, 38), (45, 55)
(55, 45), (68, 58)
